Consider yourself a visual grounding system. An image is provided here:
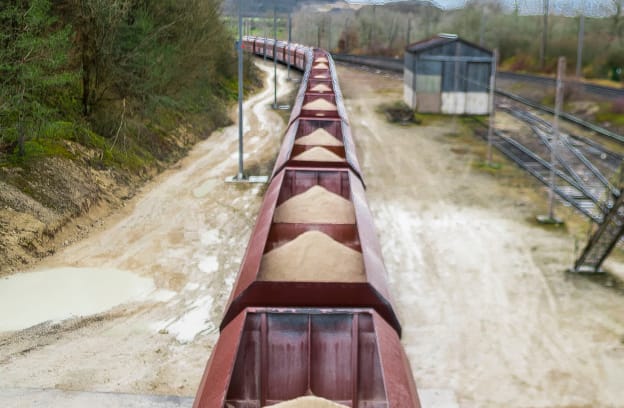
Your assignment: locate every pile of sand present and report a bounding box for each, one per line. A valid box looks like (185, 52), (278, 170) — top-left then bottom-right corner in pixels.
(310, 84), (332, 93)
(303, 99), (337, 111)
(274, 185), (355, 224)
(313, 62), (329, 70)
(258, 231), (365, 282)
(264, 396), (350, 408)
(293, 147), (344, 162)
(295, 128), (343, 146)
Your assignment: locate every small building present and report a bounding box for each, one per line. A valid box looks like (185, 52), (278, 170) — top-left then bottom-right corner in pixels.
(404, 34), (493, 115)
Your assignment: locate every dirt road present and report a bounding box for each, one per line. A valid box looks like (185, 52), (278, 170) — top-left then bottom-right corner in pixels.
(0, 61), (291, 396)
(1, 61), (623, 408)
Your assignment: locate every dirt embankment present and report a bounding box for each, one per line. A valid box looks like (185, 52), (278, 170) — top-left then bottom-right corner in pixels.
(0, 120), (224, 276)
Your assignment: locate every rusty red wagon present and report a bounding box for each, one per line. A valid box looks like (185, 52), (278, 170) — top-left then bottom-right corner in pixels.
(195, 308), (420, 408)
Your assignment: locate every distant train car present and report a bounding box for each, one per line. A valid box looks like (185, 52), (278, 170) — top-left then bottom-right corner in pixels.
(271, 118), (363, 183)
(265, 39), (275, 58)
(242, 36), (255, 53)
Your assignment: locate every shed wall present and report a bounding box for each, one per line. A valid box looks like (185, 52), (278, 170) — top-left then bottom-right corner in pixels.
(404, 38), (493, 115)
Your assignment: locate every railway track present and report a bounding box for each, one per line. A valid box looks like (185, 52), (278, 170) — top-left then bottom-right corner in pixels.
(481, 104), (624, 223)
(496, 89), (624, 145)
(332, 54), (624, 99)
(498, 71), (624, 99)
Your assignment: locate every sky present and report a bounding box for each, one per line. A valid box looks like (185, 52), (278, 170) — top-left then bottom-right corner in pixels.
(344, 0), (620, 16)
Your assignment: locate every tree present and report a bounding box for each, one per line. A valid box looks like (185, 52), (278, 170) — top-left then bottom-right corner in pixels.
(0, 0), (75, 156)
(65, 0), (131, 116)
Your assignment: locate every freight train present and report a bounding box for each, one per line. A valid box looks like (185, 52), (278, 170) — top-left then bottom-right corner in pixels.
(192, 37), (421, 408)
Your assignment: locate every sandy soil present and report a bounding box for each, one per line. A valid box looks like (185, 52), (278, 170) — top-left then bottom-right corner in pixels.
(1, 61), (623, 408)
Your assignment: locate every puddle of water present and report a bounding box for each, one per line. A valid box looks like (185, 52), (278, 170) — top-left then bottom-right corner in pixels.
(0, 267), (157, 332)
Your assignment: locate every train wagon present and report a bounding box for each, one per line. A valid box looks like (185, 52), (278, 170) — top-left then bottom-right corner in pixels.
(193, 38), (421, 408)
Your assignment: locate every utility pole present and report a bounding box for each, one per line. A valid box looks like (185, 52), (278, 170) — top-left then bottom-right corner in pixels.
(345, 17), (351, 51)
(287, 12), (292, 79)
(328, 15), (332, 51)
(263, 14), (267, 61)
(540, 0), (549, 69)
(576, 10), (585, 77)
(317, 20), (321, 48)
(369, 5), (376, 51)
(541, 57), (566, 223)
(236, 0), (244, 180)
(487, 49), (498, 166)
(273, 3), (277, 109)
(479, 8), (487, 47)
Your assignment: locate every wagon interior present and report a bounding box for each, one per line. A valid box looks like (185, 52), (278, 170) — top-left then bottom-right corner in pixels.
(224, 310), (389, 408)
(290, 119), (346, 161)
(301, 94), (339, 118)
(307, 78), (334, 93)
(259, 169), (362, 284)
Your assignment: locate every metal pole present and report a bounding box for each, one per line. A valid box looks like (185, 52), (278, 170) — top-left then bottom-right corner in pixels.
(487, 49), (498, 166)
(548, 57), (566, 219)
(273, 3), (277, 109)
(576, 11), (585, 77)
(287, 12), (292, 79)
(453, 41), (460, 115)
(406, 17), (411, 45)
(327, 15), (332, 51)
(479, 8), (486, 47)
(541, 0), (549, 69)
(345, 17), (351, 51)
(237, 0), (244, 180)
(317, 22), (320, 48)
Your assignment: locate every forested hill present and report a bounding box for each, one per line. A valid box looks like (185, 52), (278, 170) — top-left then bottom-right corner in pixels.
(0, 0), (257, 274)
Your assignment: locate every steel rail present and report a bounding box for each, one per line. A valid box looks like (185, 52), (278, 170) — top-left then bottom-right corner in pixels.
(503, 106), (619, 198)
(561, 136), (620, 198)
(496, 89), (624, 145)
(491, 131), (602, 222)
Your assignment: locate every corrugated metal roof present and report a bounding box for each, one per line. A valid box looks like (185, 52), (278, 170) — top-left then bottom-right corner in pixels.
(406, 35), (492, 56)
